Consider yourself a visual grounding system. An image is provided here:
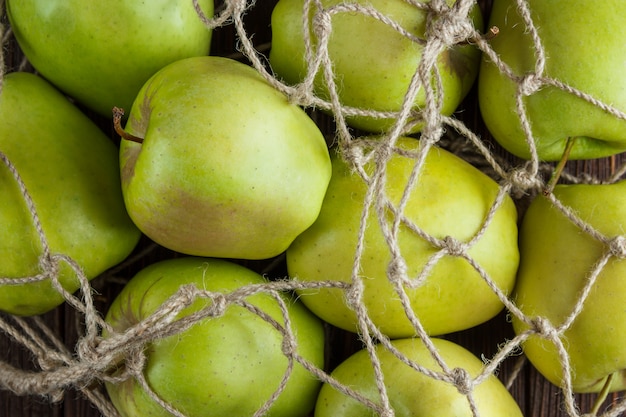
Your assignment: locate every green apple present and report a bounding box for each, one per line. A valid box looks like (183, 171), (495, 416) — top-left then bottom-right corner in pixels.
(104, 256), (325, 417)
(0, 71), (141, 316)
(287, 136), (519, 338)
(315, 337), (523, 416)
(118, 56), (331, 260)
(269, 0), (483, 133)
(7, 0), (213, 117)
(511, 181), (626, 393)
(478, 0), (626, 161)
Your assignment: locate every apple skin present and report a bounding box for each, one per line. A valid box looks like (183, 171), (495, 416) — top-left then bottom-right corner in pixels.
(269, 0), (483, 133)
(478, 0), (626, 161)
(104, 257), (325, 417)
(6, 0), (213, 117)
(0, 72), (141, 316)
(287, 137), (519, 338)
(511, 181), (626, 393)
(119, 56), (331, 260)
(315, 337), (523, 417)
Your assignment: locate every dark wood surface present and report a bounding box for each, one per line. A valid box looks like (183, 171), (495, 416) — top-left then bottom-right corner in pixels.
(2, 1), (625, 416)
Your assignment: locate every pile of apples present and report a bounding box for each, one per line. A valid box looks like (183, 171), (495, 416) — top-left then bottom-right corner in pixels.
(2, 0), (626, 416)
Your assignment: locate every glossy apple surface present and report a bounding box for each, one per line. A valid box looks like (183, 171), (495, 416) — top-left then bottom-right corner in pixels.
(478, 0), (626, 161)
(512, 181), (626, 392)
(315, 337), (523, 416)
(119, 56), (331, 260)
(0, 72), (140, 316)
(269, 0), (483, 133)
(104, 257), (325, 417)
(7, 0), (213, 117)
(287, 136), (519, 338)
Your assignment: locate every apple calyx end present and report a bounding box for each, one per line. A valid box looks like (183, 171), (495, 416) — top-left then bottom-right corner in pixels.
(112, 107), (144, 144)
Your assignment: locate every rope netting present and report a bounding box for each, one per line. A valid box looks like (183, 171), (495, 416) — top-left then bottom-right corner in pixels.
(1, 0), (626, 416)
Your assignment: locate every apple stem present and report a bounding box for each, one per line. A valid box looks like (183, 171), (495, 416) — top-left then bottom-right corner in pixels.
(543, 137), (576, 195)
(589, 372), (615, 416)
(112, 107), (144, 144)
(483, 26), (500, 41)
(460, 26), (499, 45)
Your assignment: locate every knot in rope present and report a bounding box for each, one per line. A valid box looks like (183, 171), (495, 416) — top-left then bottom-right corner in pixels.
(37, 353), (66, 373)
(504, 167), (542, 194)
(518, 73), (544, 96)
(379, 410), (395, 417)
(530, 316), (559, 340)
(281, 335), (298, 357)
(345, 278), (365, 310)
(124, 345), (148, 379)
(450, 367), (473, 396)
(208, 292), (229, 318)
(421, 125), (445, 146)
(312, 9), (332, 41)
(442, 236), (466, 257)
(426, 2), (476, 47)
(343, 142), (366, 168)
(387, 257), (408, 281)
(288, 83), (315, 107)
(76, 336), (102, 367)
(608, 235), (626, 259)
(39, 253), (59, 279)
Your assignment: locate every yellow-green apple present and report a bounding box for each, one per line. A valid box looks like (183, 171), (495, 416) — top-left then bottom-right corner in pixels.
(287, 136), (519, 338)
(0, 72), (141, 316)
(478, 0), (626, 161)
(7, 0), (213, 117)
(117, 56), (332, 260)
(511, 181), (626, 392)
(104, 256), (325, 417)
(315, 337), (523, 416)
(269, 0), (483, 133)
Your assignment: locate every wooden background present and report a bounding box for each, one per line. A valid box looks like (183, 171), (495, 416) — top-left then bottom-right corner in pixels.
(1, 1), (625, 416)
